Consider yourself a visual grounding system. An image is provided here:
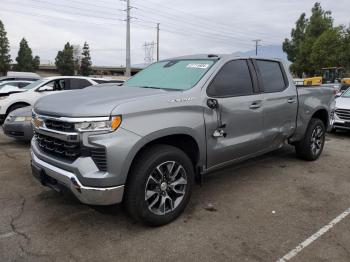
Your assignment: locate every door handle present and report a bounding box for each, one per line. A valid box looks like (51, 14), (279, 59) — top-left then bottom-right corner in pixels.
(287, 98), (296, 104)
(249, 103), (261, 109)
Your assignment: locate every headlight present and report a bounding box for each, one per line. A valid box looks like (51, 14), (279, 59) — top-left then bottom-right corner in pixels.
(74, 116), (122, 132)
(0, 96), (8, 100)
(13, 116), (32, 122)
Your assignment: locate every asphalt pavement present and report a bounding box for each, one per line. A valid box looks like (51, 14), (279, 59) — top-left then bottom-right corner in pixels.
(0, 130), (350, 262)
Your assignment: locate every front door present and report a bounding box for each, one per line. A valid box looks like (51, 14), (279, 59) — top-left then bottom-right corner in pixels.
(204, 59), (265, 169)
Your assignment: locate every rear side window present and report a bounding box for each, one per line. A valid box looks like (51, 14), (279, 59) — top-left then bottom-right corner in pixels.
(207, 59), (253, 97)
(7, 82), (19, 87)
(18, 82), (30, 88)
(68, 79), (92, 90)
(256, 60), (286, 93)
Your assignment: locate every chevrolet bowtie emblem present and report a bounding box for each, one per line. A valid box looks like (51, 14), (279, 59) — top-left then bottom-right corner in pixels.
(32, 117), (44, 128)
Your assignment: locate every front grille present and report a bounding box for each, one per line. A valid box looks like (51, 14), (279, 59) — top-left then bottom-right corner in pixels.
(36, 133), (80, 160)
(44, 119), (75, 132)
(335, 109), (350, 121)
(35, 133), (107, 171)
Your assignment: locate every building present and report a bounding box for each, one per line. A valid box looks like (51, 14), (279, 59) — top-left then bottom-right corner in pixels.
(35, 64), (144, 78)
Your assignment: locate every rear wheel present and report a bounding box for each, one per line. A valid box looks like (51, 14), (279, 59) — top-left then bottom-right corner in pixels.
(295, 118), (325, 161)
(124, 144), (194, 226)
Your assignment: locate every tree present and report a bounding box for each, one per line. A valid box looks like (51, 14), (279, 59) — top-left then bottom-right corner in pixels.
(80, 42), (93, 76)
(283, 2), (335, 76)
(310, 27), (344, 70)
(14, 38), (40, 72)
(32, 55), (40, 71)
(0, 20), (11, 76)
(14, 38), (34, 72)
(283, 13), (308, 77)
(343, 28), (350, 73)
(55, 42), (74, 75)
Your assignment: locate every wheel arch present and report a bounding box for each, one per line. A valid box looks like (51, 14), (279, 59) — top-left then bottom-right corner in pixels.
(311, 108), (329, 129)
(6, 101), (31, 115)
(123, 129), (204, 186)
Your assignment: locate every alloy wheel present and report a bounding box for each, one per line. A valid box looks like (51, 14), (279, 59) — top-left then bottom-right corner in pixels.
(145, 161), (187, 215)
(310, 125), (324, 156)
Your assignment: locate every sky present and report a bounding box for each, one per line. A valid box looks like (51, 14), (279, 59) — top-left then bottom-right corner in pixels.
(0, 0), (349, 66)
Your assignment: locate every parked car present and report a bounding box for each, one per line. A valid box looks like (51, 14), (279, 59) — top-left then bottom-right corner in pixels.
(0, 72), (41, 83)
(0, 76), (104, 123)
(0, 80), (34, 96)
(331, 87), (350, 132)
(30, 55), (334, 226)
(2, 106), (33, 141)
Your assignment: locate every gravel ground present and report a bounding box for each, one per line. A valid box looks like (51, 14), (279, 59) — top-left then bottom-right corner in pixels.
(0, 130), (350, 262)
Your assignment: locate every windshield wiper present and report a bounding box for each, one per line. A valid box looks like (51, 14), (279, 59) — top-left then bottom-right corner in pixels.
(138, 86), (181, 91)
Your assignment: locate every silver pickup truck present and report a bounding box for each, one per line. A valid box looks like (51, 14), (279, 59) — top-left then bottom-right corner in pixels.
(30, 55), (334, 226)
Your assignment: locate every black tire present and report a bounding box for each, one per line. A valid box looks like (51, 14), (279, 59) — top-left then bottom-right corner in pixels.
(295, 118), (326, 161)
(124, 144), (195, 226)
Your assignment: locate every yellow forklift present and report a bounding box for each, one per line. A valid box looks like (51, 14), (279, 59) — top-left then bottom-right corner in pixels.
(303, 67), (350, 90)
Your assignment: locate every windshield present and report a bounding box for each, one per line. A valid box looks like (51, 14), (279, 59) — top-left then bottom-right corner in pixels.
(342, 88), (350, 97)
(124, 59), (216, 90)
(21, 79), (46, 90)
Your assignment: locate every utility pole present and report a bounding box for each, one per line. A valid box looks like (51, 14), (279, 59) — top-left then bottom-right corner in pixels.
(252, 39), (262, 56)
(143, 41), (155, 64)
(156, 23), (160, 61)
(125, 0), (131, 77)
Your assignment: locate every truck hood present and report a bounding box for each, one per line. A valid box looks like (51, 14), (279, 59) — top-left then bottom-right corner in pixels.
(34, 85), (174, 117)
(335, 97), (350, 110)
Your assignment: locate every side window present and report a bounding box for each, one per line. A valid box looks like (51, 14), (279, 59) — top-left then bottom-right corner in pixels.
(68, 79), (92, 90)
(38, 81), (55, 92)
(207, 60), (254, 97)
(18, 82), (30, 88)
(256, 60), (287, 93)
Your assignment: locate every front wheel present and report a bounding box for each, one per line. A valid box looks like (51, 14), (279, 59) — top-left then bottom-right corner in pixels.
(295, 118), (326, 161)
(124, 144), (195, 226)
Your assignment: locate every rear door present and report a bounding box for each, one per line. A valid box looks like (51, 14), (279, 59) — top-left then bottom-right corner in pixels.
(253, 59), (298, 149)
(204, 59), (265, 168)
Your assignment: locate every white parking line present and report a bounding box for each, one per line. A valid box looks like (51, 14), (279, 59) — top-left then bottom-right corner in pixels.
(277, 207), (350, 261)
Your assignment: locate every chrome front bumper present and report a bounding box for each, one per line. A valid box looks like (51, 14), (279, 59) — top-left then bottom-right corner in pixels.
(31, 150), (124, 205)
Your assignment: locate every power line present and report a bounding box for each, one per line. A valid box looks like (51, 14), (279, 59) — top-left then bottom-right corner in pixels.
(0, 7), (123, 27)
(131, 8), (274, 46)
(131, 1), (279, 43)
(4, 0), (125, 23)
(28, 0), (123, 18)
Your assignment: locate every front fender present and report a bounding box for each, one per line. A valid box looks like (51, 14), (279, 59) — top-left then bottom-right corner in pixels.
(121, 127), (206, 180)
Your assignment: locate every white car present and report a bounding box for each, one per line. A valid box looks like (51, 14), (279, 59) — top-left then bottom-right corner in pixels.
(0, 76), (104, 123)
(0, 81), (34, 96)
(331, 87), (350, 132)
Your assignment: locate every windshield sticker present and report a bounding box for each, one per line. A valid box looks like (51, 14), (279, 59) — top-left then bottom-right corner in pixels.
(187, 63), (210, 69)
